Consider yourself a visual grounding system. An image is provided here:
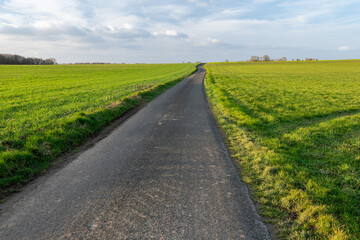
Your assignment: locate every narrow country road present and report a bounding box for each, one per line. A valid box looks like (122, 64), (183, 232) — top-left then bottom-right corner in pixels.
(0, 65), (271, 239)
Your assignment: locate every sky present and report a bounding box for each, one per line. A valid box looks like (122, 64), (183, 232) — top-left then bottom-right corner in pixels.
(0, 0), (359, 63)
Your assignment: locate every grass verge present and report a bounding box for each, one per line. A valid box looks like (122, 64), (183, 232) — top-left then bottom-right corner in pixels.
(204, 61), (360, 239)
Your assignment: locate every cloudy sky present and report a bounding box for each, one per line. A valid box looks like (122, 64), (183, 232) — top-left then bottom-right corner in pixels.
(0, 0), (359, 63)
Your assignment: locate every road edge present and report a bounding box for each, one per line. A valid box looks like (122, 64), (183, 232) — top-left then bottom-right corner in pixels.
(202, 64), (276, 240)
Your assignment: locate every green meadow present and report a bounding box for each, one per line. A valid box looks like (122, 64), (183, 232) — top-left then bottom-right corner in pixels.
(0, 63), (197, 194)
(205, 60), (360, 239)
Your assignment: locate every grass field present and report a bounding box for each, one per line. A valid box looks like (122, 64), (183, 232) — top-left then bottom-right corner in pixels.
(204, 60), (360, 239)
(0, 63), (197, 195)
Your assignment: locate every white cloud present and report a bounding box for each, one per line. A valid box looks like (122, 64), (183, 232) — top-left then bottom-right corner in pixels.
(198, 38), (220, 46)
(152, 30), (188, 38)
(187, 0), (208, 8)
(3, 0), (85, 25)
(252, 0), (278, 3)
(0, 22), (150, 43)
(338, 46), (351, 51)
(142, 4), (192, 21)
(0, 0), (359, 62)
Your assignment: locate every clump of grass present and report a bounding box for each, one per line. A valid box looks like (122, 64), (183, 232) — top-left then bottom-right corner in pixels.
(0, 63), (197, 197)
(205, 60), (360, 239)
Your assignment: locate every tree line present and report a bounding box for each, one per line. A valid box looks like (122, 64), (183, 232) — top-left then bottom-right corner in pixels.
(0, 53), (57, 65)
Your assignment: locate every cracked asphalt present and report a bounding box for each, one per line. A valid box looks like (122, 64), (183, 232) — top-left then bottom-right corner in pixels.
(0, 65), (271, 239)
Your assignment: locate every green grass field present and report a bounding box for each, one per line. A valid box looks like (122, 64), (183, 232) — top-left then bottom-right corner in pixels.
(0, 63), (197, 195)
(204, 60), (360, 239)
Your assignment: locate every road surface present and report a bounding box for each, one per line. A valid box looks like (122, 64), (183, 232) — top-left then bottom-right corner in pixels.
(0, 65), (271, 239)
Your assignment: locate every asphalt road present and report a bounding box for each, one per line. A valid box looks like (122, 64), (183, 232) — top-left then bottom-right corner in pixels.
(0, 65), (271, 239)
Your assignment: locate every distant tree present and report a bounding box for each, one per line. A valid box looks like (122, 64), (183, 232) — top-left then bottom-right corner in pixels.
(225, 59), (229, 62)
(264, 55), (270, 61)
(279, 57), (287, 61)
(250, 56), (259, 62)
(44, 58), (57, 65)
(0, 53), (56, 65)
(14, 54), (25, 64)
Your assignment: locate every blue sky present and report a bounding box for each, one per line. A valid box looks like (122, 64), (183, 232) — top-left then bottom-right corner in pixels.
(0, 0), (359, 63)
